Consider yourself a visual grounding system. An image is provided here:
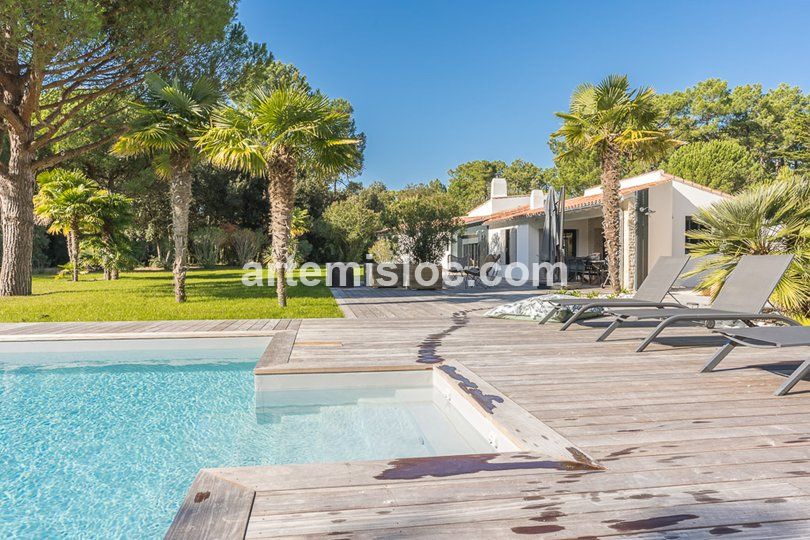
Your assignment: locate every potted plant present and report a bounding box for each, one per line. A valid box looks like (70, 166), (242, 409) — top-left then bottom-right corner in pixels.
(392, 190), (462, 290)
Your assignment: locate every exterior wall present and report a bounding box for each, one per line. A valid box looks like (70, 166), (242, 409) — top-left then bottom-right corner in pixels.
(515, 223), (532, 266)
(671, 181), (726, 287)
(526, 222), (540, 265)
(487, 227), (506, 262)
(561, 218), (591, 257)
(671, 181), (726, 255)
(487, 224), (531, 266)
(583, 170), (667, 197)
(647, 182), (674, 273)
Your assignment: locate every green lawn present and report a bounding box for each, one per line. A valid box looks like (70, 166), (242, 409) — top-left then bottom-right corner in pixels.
(0, 268), (343, 322)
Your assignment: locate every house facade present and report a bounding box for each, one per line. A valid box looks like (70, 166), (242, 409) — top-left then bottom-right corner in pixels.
(449, 170), (728, 289)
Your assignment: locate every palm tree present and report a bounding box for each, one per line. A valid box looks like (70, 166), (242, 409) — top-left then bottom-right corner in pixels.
(553, 75), (680, 293)
(89, 190), (134, 280)
(196, 86), (361, 307)
(34, 169), (103, 282)
(686, 175), (810, 322)
(112, 73), (220, 302)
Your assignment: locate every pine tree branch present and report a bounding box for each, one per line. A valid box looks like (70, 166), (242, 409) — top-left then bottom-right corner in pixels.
(32, 129), (127, 172)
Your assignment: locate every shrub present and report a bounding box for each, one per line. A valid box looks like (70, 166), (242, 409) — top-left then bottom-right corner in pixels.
(369, 237), (397, 263)
(191, 226), (227, 268)
(230, 228), (266, 266)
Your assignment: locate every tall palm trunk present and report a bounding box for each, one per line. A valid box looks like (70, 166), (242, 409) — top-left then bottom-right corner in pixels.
(68, 224), (80, 282)
(0, 132), (35, 296)
(600, 143), (622, 295)
(170, 156), (193, 302)
(267, 149), (296, 307)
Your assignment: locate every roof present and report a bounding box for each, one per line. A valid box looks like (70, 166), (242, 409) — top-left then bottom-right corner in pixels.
(460, 215), (488, 225)
(478, 172), (730, 226)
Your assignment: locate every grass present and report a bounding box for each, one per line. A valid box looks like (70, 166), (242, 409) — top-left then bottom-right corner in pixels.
(0, 268), (343, 322)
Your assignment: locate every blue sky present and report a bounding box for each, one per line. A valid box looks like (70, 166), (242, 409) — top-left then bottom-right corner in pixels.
(237, 0), (810, 188)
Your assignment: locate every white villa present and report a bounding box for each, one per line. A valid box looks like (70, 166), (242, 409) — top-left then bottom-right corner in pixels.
(449, 170), (729, 289)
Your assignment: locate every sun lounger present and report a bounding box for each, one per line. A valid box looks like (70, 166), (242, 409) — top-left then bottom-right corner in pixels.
(702, 325), (810, 396)
(538, 255), (690, 328)
(599, 255), (798, 352)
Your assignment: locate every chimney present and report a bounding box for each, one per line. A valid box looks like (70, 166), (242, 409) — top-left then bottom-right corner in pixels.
(529, 189), (545, 210)
(490, 177), (507, 199)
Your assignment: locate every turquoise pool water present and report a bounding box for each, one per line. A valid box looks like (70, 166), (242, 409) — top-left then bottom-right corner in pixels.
(0, 344), (490, 538)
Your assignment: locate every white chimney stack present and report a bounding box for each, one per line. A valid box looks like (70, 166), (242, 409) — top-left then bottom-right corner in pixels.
(529, 189), (545, 210)
(490, 177), (508, 199)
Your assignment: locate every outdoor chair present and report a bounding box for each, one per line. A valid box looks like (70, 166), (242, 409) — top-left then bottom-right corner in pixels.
(538, 255), (690, 328)
(464, 253), (500, 287)
(447, 254), (470, 280)
(701, 326), (810, 396)
(599, 255), (798, 352)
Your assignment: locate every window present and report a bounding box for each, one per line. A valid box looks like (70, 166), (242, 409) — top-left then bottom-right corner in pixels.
(460, 239), (479, 265)
(562, 229), (578, 258)
(685, 216), (704, 253)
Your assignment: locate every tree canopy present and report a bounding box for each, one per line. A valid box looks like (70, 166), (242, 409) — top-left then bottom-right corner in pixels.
(663, 140), (767, 193)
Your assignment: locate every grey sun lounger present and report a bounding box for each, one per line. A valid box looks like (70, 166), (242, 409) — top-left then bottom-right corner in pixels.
(598, 254), (798, 352)
(539, 255), (690, 329)
(702, 326), (810, 396)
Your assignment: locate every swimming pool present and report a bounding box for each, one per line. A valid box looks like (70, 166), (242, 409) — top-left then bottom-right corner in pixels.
(0, 338), (495, 538)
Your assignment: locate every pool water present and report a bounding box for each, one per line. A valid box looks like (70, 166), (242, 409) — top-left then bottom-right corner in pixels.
(0, 350), (491, 538)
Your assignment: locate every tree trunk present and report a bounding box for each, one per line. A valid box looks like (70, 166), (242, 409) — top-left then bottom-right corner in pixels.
(0, 132), (35, 296)
(111, 267), (119, 280)
(267, 150), (297, 307)
(600, 144), (622, 295)
(170, 157), (193, 302)
(68, 226), (80, 282)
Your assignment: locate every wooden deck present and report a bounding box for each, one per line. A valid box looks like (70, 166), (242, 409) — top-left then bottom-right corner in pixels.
(4, 287), (810, 538)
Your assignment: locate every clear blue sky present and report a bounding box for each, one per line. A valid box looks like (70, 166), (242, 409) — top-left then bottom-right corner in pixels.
(237, 0), (810, 188)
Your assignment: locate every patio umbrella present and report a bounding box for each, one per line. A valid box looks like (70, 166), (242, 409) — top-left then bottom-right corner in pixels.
(539, 188), (560, 263)
(538, 188), (560, 287)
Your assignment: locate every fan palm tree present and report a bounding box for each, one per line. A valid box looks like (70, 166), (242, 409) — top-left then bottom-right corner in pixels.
(89, 190), (134, 280)
(196, 86), (361, 307)
(553, 75), (680, 293)
(34, 169), (103, 282)
(686, 176), (810, 321)
(112, 73), (220, 302)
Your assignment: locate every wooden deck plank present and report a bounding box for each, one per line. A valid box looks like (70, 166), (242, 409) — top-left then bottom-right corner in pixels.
(165, 470), (254, 540)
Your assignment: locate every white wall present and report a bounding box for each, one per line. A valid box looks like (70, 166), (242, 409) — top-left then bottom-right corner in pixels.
(583, 170), (666, 197)
(671, 181), (726, 255)
(512, 223), (536, 266)
(487, 224), (531, 266)
(671, 181), (727, 287)
(647, 182), (674, 273)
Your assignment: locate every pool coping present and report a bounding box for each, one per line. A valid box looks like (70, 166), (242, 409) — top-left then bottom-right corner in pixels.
(166, 332), (603, 539)
(0, 330), (277, 342)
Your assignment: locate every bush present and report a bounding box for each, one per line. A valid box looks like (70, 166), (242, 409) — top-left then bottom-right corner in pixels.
(32, 227), (51, 271)
(191, 226), (227, 268)
(262, 237), (311, 267)
(369, 237), (397, 263)
(230, 228), (266, 266)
